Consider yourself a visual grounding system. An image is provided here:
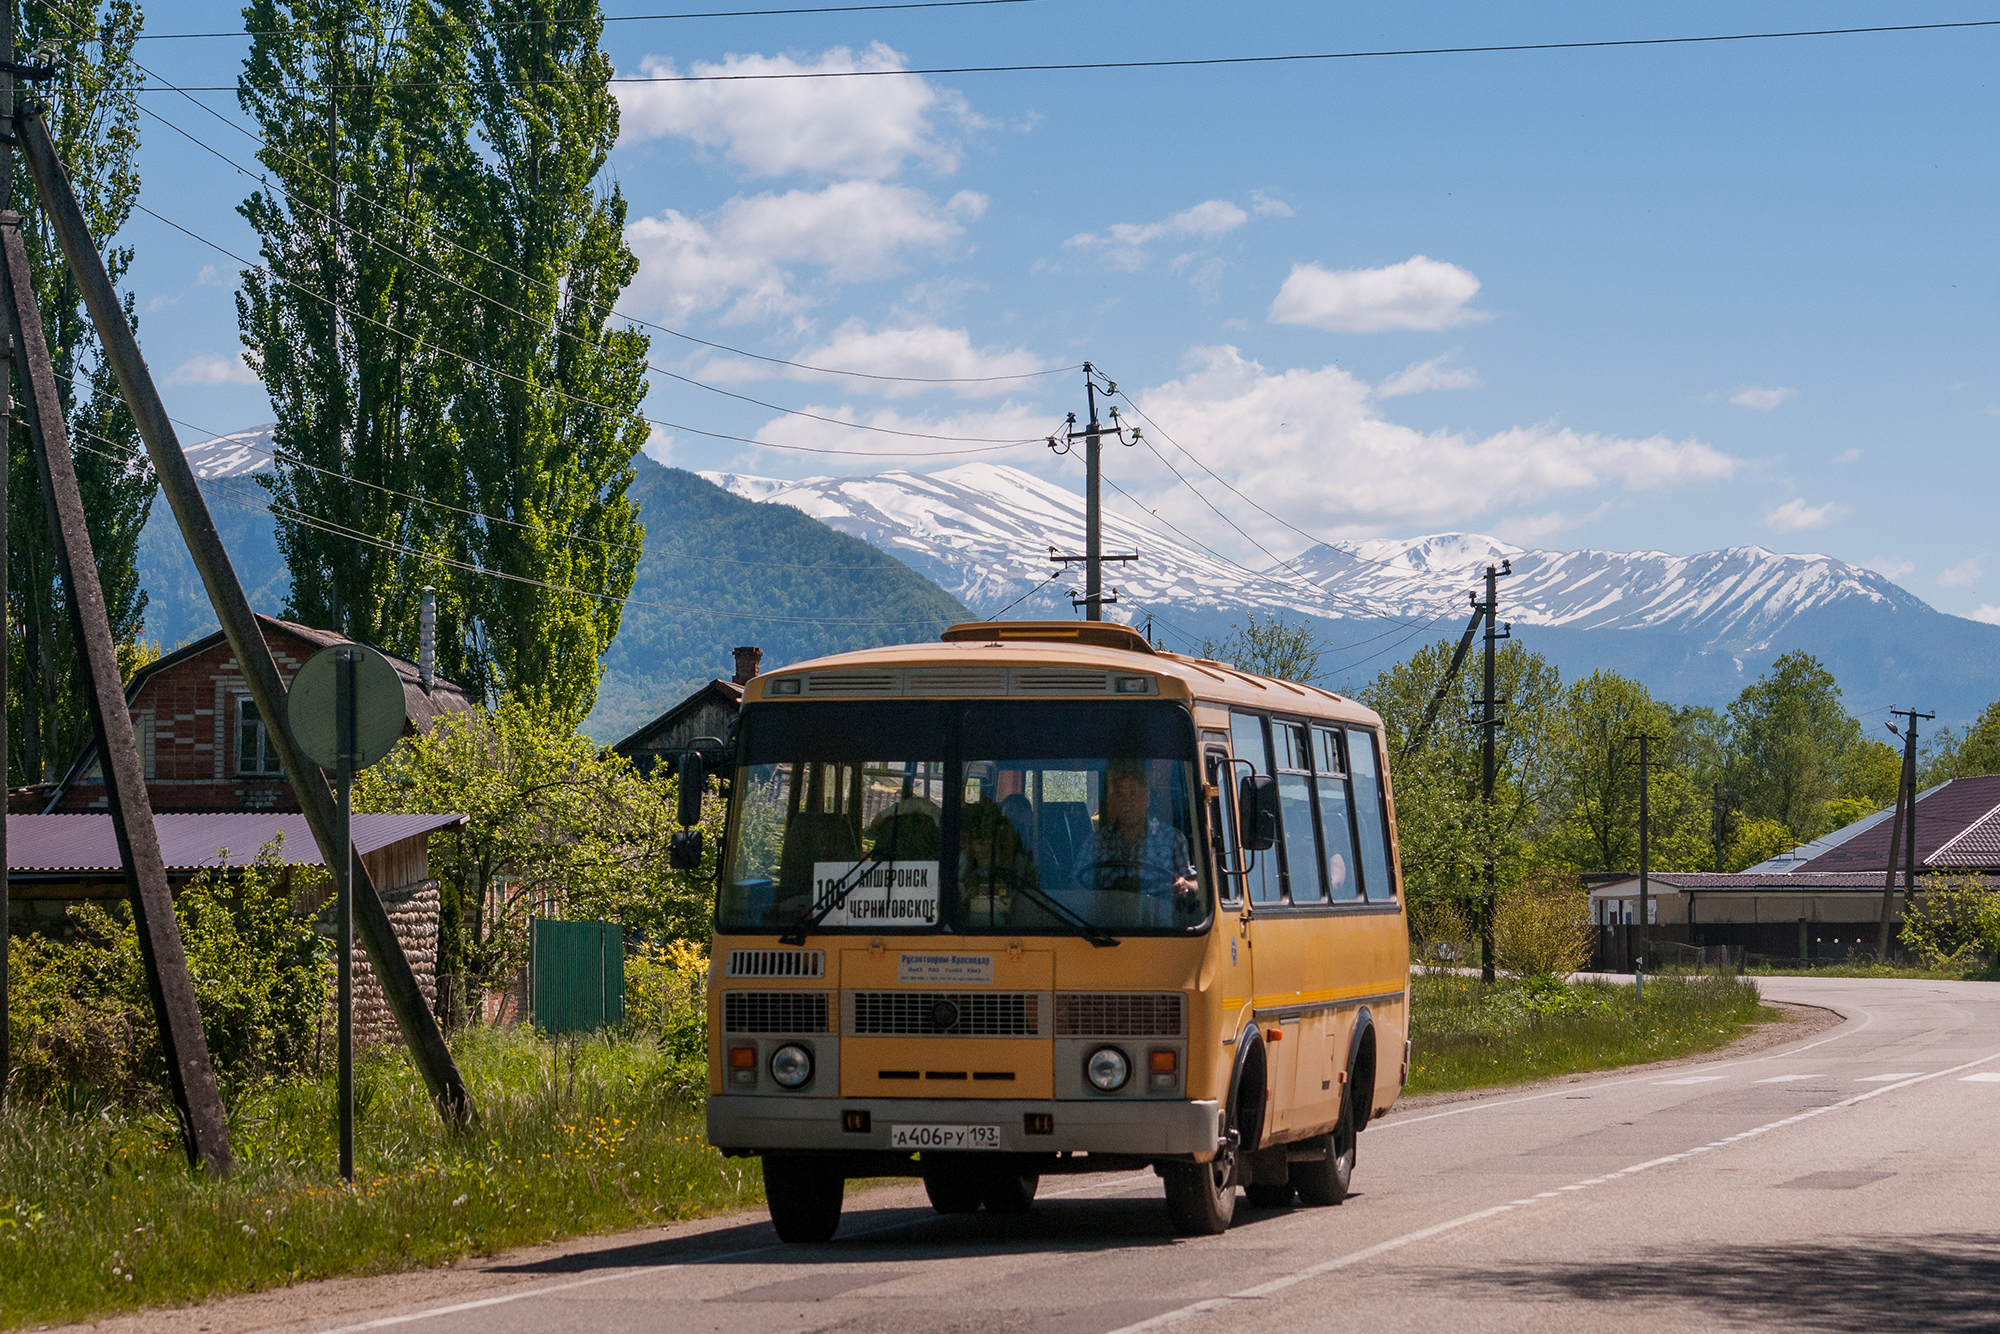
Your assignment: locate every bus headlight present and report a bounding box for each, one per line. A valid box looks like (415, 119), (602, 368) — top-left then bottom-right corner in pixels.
(1086, 1046), (1130, 1093)
(769, 1043), (814, 1089)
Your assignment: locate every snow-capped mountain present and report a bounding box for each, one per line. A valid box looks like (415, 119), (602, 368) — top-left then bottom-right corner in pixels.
(180, 424), (275, 478)
(700, 463), (1927, 652)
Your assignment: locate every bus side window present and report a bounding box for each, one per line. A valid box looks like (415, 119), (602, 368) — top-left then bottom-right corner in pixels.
(1230, 712), (1284, 905)
(1275, 721), (1325, 906)
(1205, 746), (1241, 904)
(1345, 727), (1397, 901)
(1312, 726), (1361, 902)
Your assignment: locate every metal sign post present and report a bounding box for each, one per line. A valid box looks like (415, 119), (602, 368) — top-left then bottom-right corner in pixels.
(290, 642), (405, 1181)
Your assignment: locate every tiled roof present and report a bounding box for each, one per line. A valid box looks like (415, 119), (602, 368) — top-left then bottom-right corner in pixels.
(1589, 872), (1914, 894)
(1798, 774), (2000, 872)
(7, 812), (465, 873)
(1928, 805), (2000, 867)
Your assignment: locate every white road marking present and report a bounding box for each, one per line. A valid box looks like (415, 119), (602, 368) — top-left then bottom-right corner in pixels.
(1962, 1072), (2000, 1083)
(1378, 1003), (1873, 1131)
(1655, 1076), (1727, 1085)
(1753, 1074), (1823, 1083)
(1099, 1049), (2000, 1334)
(1858, 1073), (1924, 1082)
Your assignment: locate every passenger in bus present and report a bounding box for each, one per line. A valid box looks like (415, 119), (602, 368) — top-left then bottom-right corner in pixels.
(1327, 850), (1350, 898)
(1072, 760), (1200, 924)
(960, 795), (1032, 926)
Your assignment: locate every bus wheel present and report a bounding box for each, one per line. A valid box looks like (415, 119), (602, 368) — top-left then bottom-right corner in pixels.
(763, 1156), (845, 1243)
(981, 1171), (1040, 1214)
(1163, 1140), (1238, 1236)
(1295, 1093), (1356, 1207)
(923, 1163), (985, 1214)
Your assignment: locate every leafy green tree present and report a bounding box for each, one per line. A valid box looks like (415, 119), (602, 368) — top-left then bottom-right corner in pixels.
(1919, 701), (2000, 786)
(1361, 639), (1561, 910)
(238, 0), (460, 657)
(6, 0), (151, 783)
(426, 0), (647, 726)
(354, 702), (719, 1018)
(1199, 612), (1323, 684)
(1725, 652), (1862, 842)
(1720, 816), (1795, 873)
(1537, 670), (1710, 874)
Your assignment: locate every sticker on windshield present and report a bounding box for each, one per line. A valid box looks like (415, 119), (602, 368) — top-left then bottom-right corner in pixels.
(814, 861), (941, 927)
(899, 953), (993, 985)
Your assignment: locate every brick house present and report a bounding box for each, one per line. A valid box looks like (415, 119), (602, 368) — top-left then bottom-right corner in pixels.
(46, 615), (477, 814)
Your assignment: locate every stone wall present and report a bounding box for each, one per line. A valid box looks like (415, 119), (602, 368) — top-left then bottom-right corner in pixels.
(336, 877), (441, 1045)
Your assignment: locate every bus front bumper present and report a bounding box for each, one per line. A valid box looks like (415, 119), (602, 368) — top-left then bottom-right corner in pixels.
(708, 1095), (1223, 1160)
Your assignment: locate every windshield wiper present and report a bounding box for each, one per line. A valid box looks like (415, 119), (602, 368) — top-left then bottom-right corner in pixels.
(779, 846), (897, 946)
(1010, 877), (1121, 947)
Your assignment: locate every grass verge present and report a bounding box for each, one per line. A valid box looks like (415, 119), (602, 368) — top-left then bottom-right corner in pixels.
(0, 1027), (757, 1328)
(1406, 972), (1780, 1097)
(1741, 961), (2000, 981)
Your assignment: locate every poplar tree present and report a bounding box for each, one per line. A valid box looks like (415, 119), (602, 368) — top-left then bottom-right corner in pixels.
(237, 0), (645, 726)
(237, 0), (460, 655)
(428, 0), (645, 725)
(6, 0), (150, 784)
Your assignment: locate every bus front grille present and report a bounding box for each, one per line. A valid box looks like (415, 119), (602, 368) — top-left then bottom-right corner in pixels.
(1054, 992), (1185, 1037)
(725, 948), (825, 979)
(851, 991), (1043, 1037)
(723, 990), (832, 1034)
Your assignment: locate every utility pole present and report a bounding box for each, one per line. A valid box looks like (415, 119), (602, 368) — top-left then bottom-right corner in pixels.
(1629, 733), (1656, 998)
(1710, 783), (1738, 872)
(1478, 561), (1512, 983)
(1083, 363), (1102, 621)
(1877, 709), (1930, 959)
(1045, 366), (1137, 619)
(0, 0), (12, 1109)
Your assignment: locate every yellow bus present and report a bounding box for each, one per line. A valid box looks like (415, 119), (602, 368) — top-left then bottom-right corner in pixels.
(705, 621), (1410, 1241)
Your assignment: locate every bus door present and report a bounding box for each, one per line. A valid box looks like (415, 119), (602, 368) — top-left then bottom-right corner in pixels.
(1204, 737), (1251, 1052)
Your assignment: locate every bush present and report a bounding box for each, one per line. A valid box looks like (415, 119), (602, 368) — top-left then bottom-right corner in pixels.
(625, 941), (709, 1094)
(1493, 869), (1593, 979)
(1900, 872), (2000, 970)
(1409, 896), (1476, 969)
(7, 840), (329, 1103)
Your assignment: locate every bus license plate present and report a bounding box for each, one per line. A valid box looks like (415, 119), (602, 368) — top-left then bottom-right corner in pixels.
(890, 1123), (1002, 1150)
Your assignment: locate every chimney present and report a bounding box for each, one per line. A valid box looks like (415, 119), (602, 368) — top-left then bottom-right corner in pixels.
(732, 645), (763, 686)
(418, 586), (436, 693)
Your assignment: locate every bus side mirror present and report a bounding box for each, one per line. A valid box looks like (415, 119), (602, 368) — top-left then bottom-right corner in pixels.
(669, 830), (703, 871)
(1238, 774), (1277, 851)
(677, 751), (705, 829)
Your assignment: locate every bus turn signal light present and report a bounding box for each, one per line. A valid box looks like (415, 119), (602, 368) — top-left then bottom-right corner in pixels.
(1149, 1049), (1178, 1091)
(729, 1045), (757, 1086)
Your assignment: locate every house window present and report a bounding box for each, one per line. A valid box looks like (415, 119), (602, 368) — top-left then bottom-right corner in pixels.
(237, 696), (283, 775)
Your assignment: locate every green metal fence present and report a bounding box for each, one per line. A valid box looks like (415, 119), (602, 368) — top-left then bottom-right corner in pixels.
(530, 919), (626, 1034)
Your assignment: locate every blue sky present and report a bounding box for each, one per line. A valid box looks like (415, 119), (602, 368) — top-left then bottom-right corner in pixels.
(133, 2), (1997, 613)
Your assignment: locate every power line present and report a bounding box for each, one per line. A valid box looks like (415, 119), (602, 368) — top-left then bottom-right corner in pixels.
(131, 99), (1053, 450)
(135, 201), (1046, 459)
(131, 56), (1078, 390)
(71, 433), (960, 628)
(128, 19), (2000, 90)
(127, 0), (1037, 40)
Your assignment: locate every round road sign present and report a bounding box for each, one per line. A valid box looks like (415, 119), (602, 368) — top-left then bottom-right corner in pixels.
(287, 644), (407, 770)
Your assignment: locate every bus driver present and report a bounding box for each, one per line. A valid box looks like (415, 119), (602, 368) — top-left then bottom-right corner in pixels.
(1072, 760), (1201, 925)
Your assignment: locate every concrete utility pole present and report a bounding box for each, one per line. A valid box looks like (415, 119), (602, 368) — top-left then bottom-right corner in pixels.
(0, 0), (12, 1108)
(14, 108), (474, 1128)
(1877, 709), (1931, 959)
(1478, 561), (1511, 984)
(1629, 733), (1657, 999)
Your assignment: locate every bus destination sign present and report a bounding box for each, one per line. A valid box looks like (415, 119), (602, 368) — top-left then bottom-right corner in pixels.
(814, 860), (940, 927)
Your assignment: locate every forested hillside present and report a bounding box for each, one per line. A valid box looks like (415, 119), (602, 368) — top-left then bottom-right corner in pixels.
(581, 459), (970, 741)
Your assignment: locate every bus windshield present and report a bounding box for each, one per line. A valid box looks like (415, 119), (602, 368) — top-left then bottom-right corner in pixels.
(718, 700), (1209, 936)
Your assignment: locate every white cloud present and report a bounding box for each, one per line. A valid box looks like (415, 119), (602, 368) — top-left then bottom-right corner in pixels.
(1375, 354), (1479, 399)
(625, 183), (985, 321)
(1250, 191), (1294, 218)
(167, 351), (258, 386)
(1730, 386), (1798, 411)
(1066, 200), (1251, 271)
(641, 425), (675, 465)
(1269, 256), (1486, 333)
(1764, 497), (1849, 532)
(1970, 605), (2000, 625)
(701, 321), (1050, 398)
(1103, 346), (1737, 539)
(1939, 558), (1983, 588)
(196, 264), (224, 287)
(1834, 448), (1862, 463)
(616, 43), (977, 179)
(1864, 555), (1915, 579)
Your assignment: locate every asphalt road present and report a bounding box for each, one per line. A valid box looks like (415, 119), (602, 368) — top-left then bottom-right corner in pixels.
(258, 977), (2000, 1334)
